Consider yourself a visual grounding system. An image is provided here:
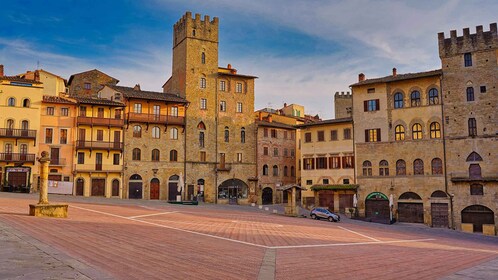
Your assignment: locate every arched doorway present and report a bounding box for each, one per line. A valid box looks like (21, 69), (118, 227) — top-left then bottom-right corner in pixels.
(75, 178), (84, 196)
(461, 205), (494, 233)
(365, 192), (390, 223)
(168, 175), (179, 201)
(111, 179), (120, 197)
(129, 174), (142, 199)
(431, 191), (449, 228)
(150, 178), (160, 200)
(398, 192), (424, 223)
(262, 187), (273, 205)
(217, 179), (248, 205)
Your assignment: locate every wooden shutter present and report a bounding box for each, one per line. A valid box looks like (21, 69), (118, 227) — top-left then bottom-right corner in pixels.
(364, 100), (368, 111)
(365, 130), (369, 142)
(375, 99), (380, 110)
(377, 128), (381, 141)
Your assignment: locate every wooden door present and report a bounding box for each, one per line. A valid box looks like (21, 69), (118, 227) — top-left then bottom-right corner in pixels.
(319, 190), (334, 210)
(398, 203), (424, 223)
(8, 172), (27, 189)
(91, 179), (105, 196)
(50, 148), (59, 164)
(461, 205), (495, 232)
(168, 182), (178, 201)
(114, 131), (121, 149)
(365, 199), (390, 223)
(112, 180), (120, 197)
(431, 203), (449, 228)
(76, 180), (84, 196)
(262, 187), (273, 205)
(339, 194), (353, 213)
(150, 179), (160, 200)
(129, 182), (142, 199)
(95, 153), (103, 171)
(78, 128), (86, 147)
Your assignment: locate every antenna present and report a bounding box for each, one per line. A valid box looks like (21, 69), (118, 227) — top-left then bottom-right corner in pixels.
(37, 61), (40, 70)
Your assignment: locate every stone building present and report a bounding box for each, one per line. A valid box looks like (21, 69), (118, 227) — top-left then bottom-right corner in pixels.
(98, 84), (188, 200)
(0, 65), (42, 193)
(255, 113), (297, 204)
(351, 69), (446, 225)
(68, 69), (119, 98)
(73, 97), (125, 198)
(163, 12), (258, 204)
(439, 23), (498, 234)
(296, 118), (355, 212)
(334, 91), (352, 119)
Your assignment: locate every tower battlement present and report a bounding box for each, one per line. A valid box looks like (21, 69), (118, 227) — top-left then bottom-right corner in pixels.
(334, 91), (352, 98)
(173, 11), (219, 48)
(438, 23), (497, 58)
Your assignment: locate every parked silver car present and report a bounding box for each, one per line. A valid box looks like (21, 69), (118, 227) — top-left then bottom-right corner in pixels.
(310, 208), (340, 222)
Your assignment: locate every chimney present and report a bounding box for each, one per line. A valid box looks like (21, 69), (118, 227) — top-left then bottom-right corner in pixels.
(133, 84), (141, 91)
(283, 103), (287, 107)
(0, 65), (4, 77)
(268, 114), (273, 123)
(227, 64), (231, 69)
(392, 67), (397, 77)
(34, 70), (40, 81)
(358, 73), (365, 82)
(258, 111), (263, 121)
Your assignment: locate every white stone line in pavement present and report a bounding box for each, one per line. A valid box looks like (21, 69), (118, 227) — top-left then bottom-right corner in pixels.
(71, 205), (271, 249)
(338, 226), (381, 242)
(270, 238), (436, 249)
(128, 211), (178, 219)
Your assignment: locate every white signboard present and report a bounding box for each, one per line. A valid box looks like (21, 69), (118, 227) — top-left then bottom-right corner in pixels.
(48, 181), (73, 195)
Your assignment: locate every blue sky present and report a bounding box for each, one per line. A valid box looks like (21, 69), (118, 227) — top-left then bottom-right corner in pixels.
(1, 0), (497, 119)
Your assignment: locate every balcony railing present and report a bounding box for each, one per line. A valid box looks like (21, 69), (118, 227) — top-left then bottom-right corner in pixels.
(49, 158), (67, 166)
(127, 113), (185, 125)
(0, 128), (37, 139)
(77, 116), (124, 127)
(76, 141), (123, 150)
(74, 164), (122, 173)
(0, 153), (35, 163)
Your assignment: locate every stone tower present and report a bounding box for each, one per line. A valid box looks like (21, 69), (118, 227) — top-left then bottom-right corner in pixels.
(334, 91), (352, 119)
(164, 12), (257, 204)
(438, 23), (498, 232)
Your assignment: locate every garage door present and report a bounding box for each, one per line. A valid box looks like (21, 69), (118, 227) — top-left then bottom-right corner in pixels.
(365, 199), (390, 223)
(431, 203), (449, 228)
(398, 203), (424, 223)
(319, 190), (334, 210)
(461, 205), (495, 233)
(339, 194), (353, 213)
(91, 179), (105, 196)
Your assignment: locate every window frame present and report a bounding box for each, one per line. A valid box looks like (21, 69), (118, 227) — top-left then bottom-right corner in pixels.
(410, 91), (421, 107)
(412, 123), (423, 140)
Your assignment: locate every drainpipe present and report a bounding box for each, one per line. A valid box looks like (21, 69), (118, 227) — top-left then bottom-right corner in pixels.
(183, 101), (189, 201)
(214, 76), (219, 204)
(440, 75), (454, 230)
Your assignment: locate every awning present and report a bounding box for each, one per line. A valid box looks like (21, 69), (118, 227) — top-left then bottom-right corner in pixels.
(276, 184), (307, 191)
(310, 184), (359, 191)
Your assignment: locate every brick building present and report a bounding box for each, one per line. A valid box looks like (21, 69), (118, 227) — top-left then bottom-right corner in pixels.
(68, 69), (119, 98)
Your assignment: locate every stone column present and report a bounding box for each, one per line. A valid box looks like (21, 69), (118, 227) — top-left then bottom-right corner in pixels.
(38, 151), (50, 205)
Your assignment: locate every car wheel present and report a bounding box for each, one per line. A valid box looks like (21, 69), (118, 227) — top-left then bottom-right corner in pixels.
(328, 216), (334, 222)
(311, 214), (317, 220)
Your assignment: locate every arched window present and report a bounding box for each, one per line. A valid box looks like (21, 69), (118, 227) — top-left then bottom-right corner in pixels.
(112, 179), (120, 197)
(22, 99), (30, 108)
(469, 164), (481, 179)
(395, 125), (405, 141)
(362, 161), (372, 176)
(428, 88), (439, 105)
(414, 159), (424, 175)
(133, 125), (142, 137)
(132, 148), (141, 160)
(412, 123), (422, 140)
(170, 128), (178, 139)
(272, 165), (279, 176)
(240, 127), (245, 143)
(200, 77), (206, 89)
(290, 166), (295, 177)
(224, 126), (229, 142)
(20, 144), (28, 154)
(170, 150), (178, 161)
(394, 92), (404, 108)
(152, 126), (160, 139)
(410, 91), (421, 107)
(431, 158), (443, 174)
(430, 122), (441, 138)
(197, 121), (206, 130)
(151, 149), (160, 161)
(466, 152), (483, 162)
(263, 164), (268, 176)
(284, 166), (288, 176)
(21, 120), (29, 130)
(379, 160), (389, 176)
(7, 97), (15, 107)
(396, 160), (406, 175)
(201, 52), (205, 64)
(6, 119), (14, 129)
(199, 131), (205, 148)
(5, 143), (12, 154)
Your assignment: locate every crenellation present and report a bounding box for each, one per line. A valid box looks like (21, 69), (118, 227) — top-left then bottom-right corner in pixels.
(439, 23), (498, 57)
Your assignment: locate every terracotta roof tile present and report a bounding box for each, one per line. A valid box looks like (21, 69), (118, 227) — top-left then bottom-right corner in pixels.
(74, 96), (125, 107)
(350, 69), (442, 87)
(0, 76), (42, 84)
(42, 95), (77, 104)
(107, 85), (187, 103)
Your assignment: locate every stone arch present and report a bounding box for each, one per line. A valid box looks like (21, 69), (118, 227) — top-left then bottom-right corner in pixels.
(461, 205), (494, 233)
(399, 192), (422, 200)
(217, 178), (249, 204)
(431, 190), (448, 198)
(466, 152), (483, 162)
(129, 174), (143, 199)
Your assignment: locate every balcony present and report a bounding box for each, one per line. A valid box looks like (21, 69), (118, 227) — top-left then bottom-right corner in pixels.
(0, 153), (35, 164)
(127, 113), (185, 126)
(0, 128), (37, 139)
(74, 164), (122, 173)
(77, 116), (124, 127)
(76, 141), (123, 151)
(49, 158), (67, 166)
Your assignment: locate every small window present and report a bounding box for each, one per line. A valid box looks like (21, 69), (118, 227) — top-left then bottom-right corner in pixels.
(272, 165), (279, 176)
(367, 88), (375, 93)
(263, 128), (268, 138)
(430, 122), (441, 139)
(61, 108), (69, 116)
(60, 129), (68, 144)
(365, 129), (381, 142)
(84, 82), (91, 90)
(200, 151), (206, 162)
(317, 131), (325, 142)
(201, 52), (206, 64)
(364, 99), (380, 111)
(237, 102), (243, 113)
(45, 128), (53, 143)
(470, 184), (483, 195)
(200, 78), (206, 89)
(152, 126), (161, 139)
(134, 103), (142, 113)
(22, 99), (30, 108)
(220, 101), (226, 112)
(240, 128), (245, 143)
(304, 132), (311, 143)
(428, 88), (439, 105)
(273, 148), (278, 157)
(431, 158), (443, 175)
(271, 129), (277, 138)
(466, 87), (474, 101)
(200, 98), (207, 110)
(79, 106), (87, 117)
(395, 125), (405, 141)
(316, 157), (327, 169)
(236, 153), (242, 163)
(46, 107), (55, 115)
(7, 97), (16, 107)
(220, 81), (226, 91)
(468, 118), (477, 136)
(464, 52), (472, 67)
(396, 160), (406, 175)
(170, 106), (178, 117)
(263, 147), (268, 155)
(394, 93), (404, 108)
(170, 128), (178, 140)
(306, 180), (313, 185)
(113, 154), (120, 165)
(343, 128), (351, 140)
(263, 164), (268, 176)
(322, 178), (329, 184)
(236, 83), (243, 93)
(410, 91), (421, 107)
(412, 124), (422, 140)
(151, 149), (160, 161)
(96, 130), (104, 141)
(362, 161), (372, 176)
(283, 148), (288, 157)
(330, 130), (338, 141)
(480, 86), (486, 93)
(132, 148), (141, 161)
(133, 125), (142, 138)
(97, 108), (104, 118)
(414, 159), (424, 175)
(170, 150), (178, 161)
(224, 127), (229, 142)
(343, 179), (350, 184)
(379, 160), (389, 176)
(199, 131), (205, 148)
(77, 152), (85, 164)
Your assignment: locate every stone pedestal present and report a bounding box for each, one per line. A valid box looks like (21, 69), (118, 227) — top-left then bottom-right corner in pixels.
(29, 204), (69, 218)
(284, 205), (299, 217)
